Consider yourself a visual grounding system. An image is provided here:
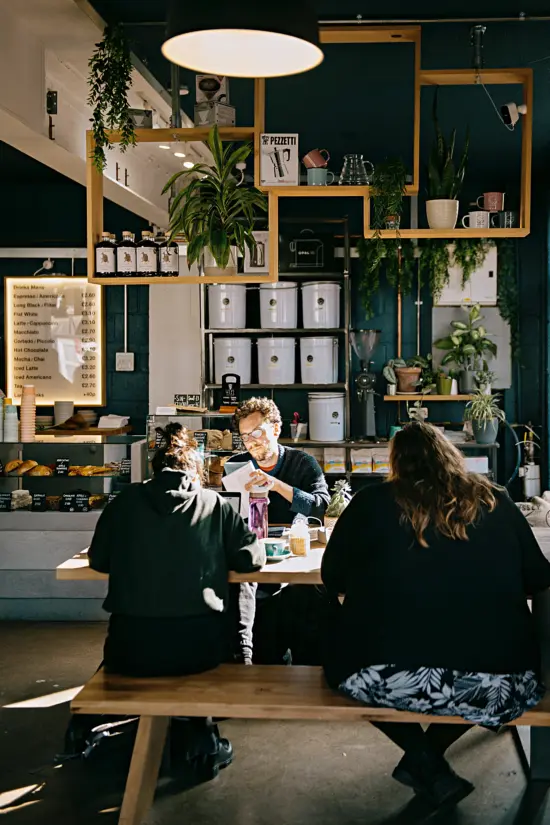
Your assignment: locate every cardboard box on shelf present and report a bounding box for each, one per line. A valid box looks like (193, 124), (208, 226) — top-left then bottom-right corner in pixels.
(464, 456), (490, 474)
(351, 449), (373, 474)
(372, 449), (390, 474)
(196, 75), (230, 104)
(194, 102), (236, 127)
(324, 448), (346, 474)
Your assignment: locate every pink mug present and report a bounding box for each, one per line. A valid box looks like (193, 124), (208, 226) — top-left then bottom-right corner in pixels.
(476, 192), (505, 212)
(302, 148), (330, 169)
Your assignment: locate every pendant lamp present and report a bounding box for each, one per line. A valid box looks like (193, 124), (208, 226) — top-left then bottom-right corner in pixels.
(162, 0), (323, 78)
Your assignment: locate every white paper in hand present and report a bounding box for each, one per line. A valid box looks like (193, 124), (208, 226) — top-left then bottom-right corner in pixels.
(222, 460), (255, 518)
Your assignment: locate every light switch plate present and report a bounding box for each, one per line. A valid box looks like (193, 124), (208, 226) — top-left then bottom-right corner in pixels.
(116, 352), (135, 372)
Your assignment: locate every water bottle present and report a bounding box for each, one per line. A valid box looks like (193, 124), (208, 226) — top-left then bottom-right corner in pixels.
(248, 490), (269, 541)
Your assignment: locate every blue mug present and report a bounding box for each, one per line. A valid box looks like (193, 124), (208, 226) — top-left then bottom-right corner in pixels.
(307, 168), (335, 186)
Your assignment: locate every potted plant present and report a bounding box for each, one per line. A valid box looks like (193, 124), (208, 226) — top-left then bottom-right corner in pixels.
(88, 24), (137, 173)
(436, 370), (453, 396)
(324, 480), (352, 531)
(371, 158), (408, 230)
(383, 358), (420, 394)
(465, 391), (505, 445)
(475, 368), (496, 395)
(426, 91), (469, 230)
(163, 125), (267, 276)
(434, 304), (497, 393)
(412, 354), (437, 395)
(407, 400), (428, 422)
(449, 368), (460, 395)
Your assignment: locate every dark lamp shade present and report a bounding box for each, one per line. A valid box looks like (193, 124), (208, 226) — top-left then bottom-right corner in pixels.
(162, 1), (323, 78)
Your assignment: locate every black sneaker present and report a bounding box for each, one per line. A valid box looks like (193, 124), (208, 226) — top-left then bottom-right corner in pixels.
(392, 751), (474, 809)
(215, 738), (233, 770)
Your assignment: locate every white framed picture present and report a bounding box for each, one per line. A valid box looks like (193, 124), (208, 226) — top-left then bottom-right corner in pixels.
(260, 133), (299, 186)
(244, 230), (270, 274)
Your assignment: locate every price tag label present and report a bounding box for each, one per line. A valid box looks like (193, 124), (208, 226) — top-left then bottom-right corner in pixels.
(174, 393), (202, 407)
(108, 491), (120, 505)
(32, 493), (47, 512)
(232, 433), (244, 451)
(0, 493), (11, 511)
(155, 430), (164, 448)
(75, 492), (91, 512)
(55, 458), (70, 477)
(193, 431), (208, 453)
(120, 458), (131, 476)
(60, 493), (76, 512)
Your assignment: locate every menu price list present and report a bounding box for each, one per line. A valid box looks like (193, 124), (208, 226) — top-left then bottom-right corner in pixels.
(6, 277), (103, 405)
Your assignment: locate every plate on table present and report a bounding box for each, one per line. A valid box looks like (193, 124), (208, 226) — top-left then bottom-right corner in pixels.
(265, 550), (292, 563)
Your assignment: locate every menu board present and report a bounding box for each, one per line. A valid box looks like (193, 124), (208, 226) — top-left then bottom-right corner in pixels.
(5, 277), (104, 406)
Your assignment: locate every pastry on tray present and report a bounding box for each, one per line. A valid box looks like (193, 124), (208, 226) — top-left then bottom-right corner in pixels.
(5, 459), (23, 475)
(14, 460), (38, 476)
(51, 413), (89, 431)
(27, 465), (53, 477)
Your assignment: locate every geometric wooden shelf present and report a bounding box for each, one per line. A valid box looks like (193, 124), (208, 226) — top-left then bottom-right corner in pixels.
(370, 228), (529, 240)
(384, 394), (471, 401)
(88, 273), (278, 286)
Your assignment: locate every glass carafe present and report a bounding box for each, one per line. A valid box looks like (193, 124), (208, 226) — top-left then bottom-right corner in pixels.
(339, 154), (374, 186)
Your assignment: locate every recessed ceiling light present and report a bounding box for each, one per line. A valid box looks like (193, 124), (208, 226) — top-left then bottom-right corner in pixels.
(183, 161), (195, 169)
(159, 144), (171, 149)
(162, 2), (323, 78)
(174, 151), (186, 158)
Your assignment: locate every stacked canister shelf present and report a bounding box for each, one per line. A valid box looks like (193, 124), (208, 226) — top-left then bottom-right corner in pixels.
(200, 218), (352, 443)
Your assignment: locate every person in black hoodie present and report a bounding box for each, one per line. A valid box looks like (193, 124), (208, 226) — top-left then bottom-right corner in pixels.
(87, 423), (265, 769)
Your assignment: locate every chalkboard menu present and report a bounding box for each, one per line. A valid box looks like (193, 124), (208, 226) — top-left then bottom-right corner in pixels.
(5, 277), (104, 406)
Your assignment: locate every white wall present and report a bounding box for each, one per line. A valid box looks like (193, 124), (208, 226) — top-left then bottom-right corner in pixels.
(148, 279), (203, 412)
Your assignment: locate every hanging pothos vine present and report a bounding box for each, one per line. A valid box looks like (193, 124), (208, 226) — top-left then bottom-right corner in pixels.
(88, 24), (136, 172)
(496, 239), (519, 355)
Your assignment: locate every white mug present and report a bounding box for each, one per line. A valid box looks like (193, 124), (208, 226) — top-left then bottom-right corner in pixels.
(461, 210), (490, 228)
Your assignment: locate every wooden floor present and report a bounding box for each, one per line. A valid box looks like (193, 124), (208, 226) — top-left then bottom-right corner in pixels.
(71, 664), (550, 726)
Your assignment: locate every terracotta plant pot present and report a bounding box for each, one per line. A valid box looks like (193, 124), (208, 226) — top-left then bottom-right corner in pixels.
(395, 367), (421, 394)
(426, 199), (459, 230)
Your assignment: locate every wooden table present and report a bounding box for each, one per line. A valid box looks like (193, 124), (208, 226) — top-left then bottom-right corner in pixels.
(56, 545), (325, 585)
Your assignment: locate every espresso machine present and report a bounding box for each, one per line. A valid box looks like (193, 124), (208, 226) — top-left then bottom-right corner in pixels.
(350, 330), (381, 441)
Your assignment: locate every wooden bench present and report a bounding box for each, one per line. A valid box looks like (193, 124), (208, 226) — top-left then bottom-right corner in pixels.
(71, 664), (550, 825)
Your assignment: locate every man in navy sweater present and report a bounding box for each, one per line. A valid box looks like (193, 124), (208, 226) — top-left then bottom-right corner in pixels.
(227, 397), (330, 664)
(228, 397), (330, 524)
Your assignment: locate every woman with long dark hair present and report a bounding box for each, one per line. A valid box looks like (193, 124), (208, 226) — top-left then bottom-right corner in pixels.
(87, 423), (264, 769)
(322, 422), (550, 809)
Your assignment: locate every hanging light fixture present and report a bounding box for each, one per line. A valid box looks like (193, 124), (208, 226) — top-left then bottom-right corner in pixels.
(162, 1), (323, 78)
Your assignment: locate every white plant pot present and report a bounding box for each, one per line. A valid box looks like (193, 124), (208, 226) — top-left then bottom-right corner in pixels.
(426, 199), (459, 230)
(450, 379), (458, 396)
(203, 246), (238, 277)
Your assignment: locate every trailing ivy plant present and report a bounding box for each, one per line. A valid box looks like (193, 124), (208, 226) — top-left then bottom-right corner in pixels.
(371, 158), (408, 229)
(357, 236), (416, 318)
(496, 239), (519, 355)
(88, 24), (136, 173)
(454, 239), (493, 288)
(418, 240), (450, 301)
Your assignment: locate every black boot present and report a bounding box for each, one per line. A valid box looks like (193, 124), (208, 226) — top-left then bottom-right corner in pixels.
(393, 750), (474, 809)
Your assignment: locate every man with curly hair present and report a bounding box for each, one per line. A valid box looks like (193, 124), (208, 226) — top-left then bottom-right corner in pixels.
(227, 398), (330, 665)
(229, 397), (329, 524)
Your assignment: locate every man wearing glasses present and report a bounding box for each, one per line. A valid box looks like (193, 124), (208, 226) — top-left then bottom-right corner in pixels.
(227, 397), (330, 664)
(228, 396), (329, 524)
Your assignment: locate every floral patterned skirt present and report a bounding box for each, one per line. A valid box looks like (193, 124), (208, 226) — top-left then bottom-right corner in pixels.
(339, 665), (545, 727)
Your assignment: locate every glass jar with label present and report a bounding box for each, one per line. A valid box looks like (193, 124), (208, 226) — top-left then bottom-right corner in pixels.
(137, 230), (158, 275)
(117, 231), (137, 277)
(95, 232), (116, 276)
(158, 232), (179, 276)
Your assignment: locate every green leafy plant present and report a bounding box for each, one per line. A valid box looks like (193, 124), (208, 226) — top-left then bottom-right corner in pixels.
(496, 239), (519, 356)
(465, 391), (506, 423)
(383, 355), (434, 392)
(357, 237), (415, 318)
(427, 90), (469, 200)
(371, 158), (408, 229)
(454, 239), (493, 288)
(88, 24), (136, 173)
(434, 304), (497, 372)
(162, 126), (267, 270)
(475, 368), (497, 391)
(418, 240), (451, 301)
(325, 480), (352, 518)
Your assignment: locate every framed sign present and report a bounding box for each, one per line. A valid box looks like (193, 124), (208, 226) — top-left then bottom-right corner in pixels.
(5, 277), (104, 406)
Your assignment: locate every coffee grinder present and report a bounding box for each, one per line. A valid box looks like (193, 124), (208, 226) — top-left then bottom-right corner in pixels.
(350, 330), (381, 441)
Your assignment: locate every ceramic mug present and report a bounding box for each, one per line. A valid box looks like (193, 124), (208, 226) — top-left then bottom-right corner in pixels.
(307, 168), (335, 186)
(476, 192), (505, 212)
(490, 210), (518, 228)
(302, 148), (330, 169)
(462, 210), (490, 228)
(263, 539), (287, 558)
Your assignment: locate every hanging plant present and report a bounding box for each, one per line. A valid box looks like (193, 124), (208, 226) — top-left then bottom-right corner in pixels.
(88, 24), (136, 173)
(371, 158), (408, 229)
(357, 237), (416, 318)
(454, 239), (493, 288)
(496, 239), (519, 355)
(418, 240), (450, 301)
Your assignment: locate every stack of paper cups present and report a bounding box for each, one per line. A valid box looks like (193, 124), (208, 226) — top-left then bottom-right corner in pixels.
(4, 405), (19, 443)
(20, 385), (36, 443)
(54, 401), (74, 426)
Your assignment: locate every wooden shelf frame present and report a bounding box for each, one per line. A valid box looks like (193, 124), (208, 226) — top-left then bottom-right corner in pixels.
(384, 394), (471, 401)
(363, 67), (533, 239)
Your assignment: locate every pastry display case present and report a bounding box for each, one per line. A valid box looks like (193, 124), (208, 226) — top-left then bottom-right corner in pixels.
(0, 434), (147, 513)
